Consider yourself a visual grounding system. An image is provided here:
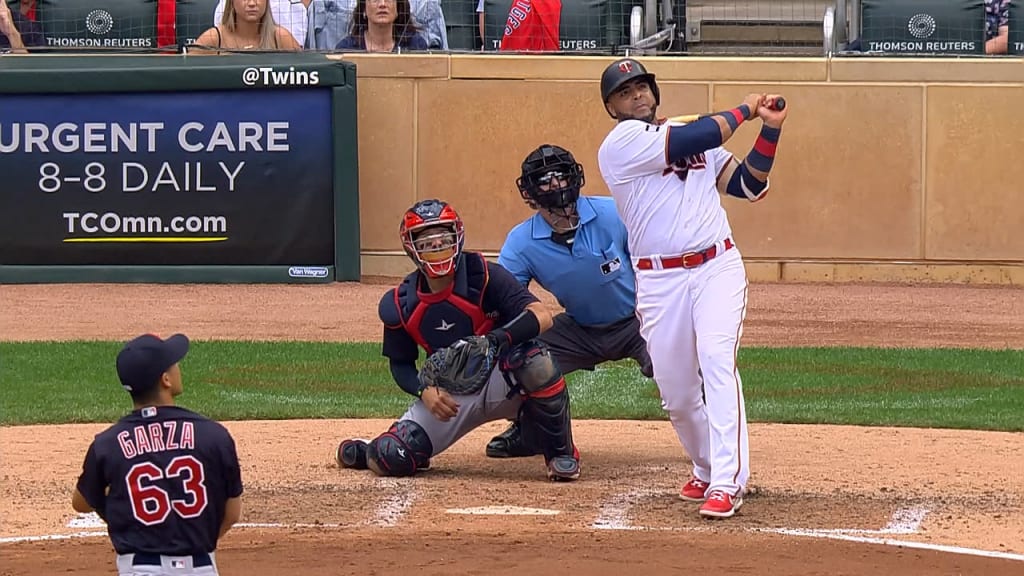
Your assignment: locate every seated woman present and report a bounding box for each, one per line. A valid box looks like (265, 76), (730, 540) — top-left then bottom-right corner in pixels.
(193, 0), (302, 53)
(335, 0), (428, 52)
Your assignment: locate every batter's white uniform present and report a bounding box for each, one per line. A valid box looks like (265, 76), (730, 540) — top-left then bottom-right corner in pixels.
(597, 118), (758, 499)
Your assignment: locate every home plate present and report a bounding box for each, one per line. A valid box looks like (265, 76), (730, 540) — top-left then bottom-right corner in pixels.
(446, 506), (561, 516)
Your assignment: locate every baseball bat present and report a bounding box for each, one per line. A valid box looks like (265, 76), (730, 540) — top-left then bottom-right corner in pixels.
(668, 96), (786, 124)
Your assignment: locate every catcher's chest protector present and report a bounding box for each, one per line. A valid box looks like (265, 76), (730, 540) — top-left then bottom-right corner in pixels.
(397, 253), (497, 355)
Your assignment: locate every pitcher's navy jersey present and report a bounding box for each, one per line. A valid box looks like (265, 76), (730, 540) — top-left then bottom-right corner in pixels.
(379, 252), (539, 362)
(75, 405), (243, 555)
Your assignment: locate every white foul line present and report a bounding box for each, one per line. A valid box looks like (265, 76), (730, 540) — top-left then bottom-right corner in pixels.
(762, 528), (1024, 562)
(0, 531), (107, 544)
(585, 494), (1023, 562)
(5, 502), (1020, 564)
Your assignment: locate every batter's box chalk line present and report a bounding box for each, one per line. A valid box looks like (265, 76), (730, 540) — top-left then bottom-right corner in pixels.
(587, 495), (1024, 563)
(590, 487), (664, 530)
(67, 513), (105, 529)
(362, 477), (418, 528)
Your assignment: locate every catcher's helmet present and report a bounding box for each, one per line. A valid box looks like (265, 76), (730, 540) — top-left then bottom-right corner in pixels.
(399, 199), (465, 278)
(600, 58), (660, 118)
(516, 144), (585, 217)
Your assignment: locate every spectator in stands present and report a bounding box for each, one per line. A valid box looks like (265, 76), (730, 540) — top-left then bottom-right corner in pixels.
(0, 0), (44, 53)
(16, 0), (35, 20)
(476, 0), (561, 52)
(215, 0), (310, 48)
(335, 0), (428, 51)
(985, 0), (1009, 54)
(305, 0), (447, 50)
(193, 0), (303, 52)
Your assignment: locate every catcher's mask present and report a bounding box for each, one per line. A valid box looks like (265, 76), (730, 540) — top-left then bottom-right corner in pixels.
(400, 199), (465, 279)
(516, 145), (585, 231)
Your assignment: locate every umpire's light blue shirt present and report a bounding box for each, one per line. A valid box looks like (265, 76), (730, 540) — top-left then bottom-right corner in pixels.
(498, 196), (637, 327)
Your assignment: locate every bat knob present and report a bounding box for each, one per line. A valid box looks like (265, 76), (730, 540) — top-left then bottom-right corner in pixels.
(768, 97), (786, 111)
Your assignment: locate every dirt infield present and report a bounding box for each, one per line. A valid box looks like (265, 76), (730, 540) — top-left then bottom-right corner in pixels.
(2, 280), (1024, 575)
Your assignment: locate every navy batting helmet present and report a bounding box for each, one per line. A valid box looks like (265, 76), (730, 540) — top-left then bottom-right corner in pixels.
(600, 58), (660, 117)
(516, 144), (585, 214)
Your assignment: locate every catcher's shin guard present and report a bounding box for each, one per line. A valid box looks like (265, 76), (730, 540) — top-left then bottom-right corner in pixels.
(504, 342), (580, 481)
(523, 379), (580, 481)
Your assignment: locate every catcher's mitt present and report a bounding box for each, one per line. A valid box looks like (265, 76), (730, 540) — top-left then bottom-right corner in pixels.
(419, 336), (498, 395)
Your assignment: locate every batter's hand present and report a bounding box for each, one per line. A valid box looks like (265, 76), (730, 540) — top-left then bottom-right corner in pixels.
(741, 94), (764, 120)
(758, 94), (788, 128)
(421, 386), (460, 422)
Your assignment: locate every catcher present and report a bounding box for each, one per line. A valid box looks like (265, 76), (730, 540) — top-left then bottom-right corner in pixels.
(336, 199), (581, 481)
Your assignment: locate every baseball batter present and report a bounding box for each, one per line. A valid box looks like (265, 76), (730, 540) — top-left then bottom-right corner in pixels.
(486, 144), (655, 459)
(596, 58), (787, 518)
(72, 333), (243, 575)
(336, 199), (581, 481)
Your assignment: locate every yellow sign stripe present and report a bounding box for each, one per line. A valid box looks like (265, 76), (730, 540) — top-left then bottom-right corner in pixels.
(63, 237), (229, 243)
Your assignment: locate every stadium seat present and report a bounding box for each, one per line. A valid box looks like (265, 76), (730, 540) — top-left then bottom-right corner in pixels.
(482, 0), (624, 52)
(1010, 0), (1022, 54)
(683, 0), (826, 54)
(176, 0), (219, 46)
(37, 0), (159, 50)
(441, 0), (478, 50)
(858, 0), (985, 55)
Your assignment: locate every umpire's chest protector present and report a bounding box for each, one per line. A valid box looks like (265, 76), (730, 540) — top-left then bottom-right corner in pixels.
(396, 253), (497, 354)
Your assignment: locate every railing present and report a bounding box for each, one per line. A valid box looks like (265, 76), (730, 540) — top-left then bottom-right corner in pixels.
(0, 0), (1019, 57)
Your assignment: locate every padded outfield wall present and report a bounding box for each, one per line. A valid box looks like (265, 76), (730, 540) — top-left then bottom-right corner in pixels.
(343, 54), (1024, 285)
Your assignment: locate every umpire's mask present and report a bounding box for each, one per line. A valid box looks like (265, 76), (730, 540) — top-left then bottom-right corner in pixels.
(516, 144), (585, 231)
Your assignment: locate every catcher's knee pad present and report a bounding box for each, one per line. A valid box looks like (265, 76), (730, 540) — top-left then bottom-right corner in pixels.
(501, 340), (563, 395)
(366, 420), (433, 477)
(504, 342), (576, 465)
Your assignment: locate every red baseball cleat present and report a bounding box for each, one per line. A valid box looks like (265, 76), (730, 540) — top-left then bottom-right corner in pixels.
(699, 490), (743, 518)
(679, 477), (710, 502)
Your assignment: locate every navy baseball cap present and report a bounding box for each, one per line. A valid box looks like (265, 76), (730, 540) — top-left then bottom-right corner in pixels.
(116, 333), (190, 395)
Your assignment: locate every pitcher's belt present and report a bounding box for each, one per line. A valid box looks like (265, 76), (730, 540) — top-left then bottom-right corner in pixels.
(131, 552), (213, 567)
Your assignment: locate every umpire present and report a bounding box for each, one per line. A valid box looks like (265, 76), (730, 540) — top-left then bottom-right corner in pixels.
(486, 144), (654, 458)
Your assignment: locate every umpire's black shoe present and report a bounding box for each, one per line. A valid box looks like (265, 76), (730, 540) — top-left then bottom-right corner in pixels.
(337, 439), (369, 469)
(486, 421), (542, 458)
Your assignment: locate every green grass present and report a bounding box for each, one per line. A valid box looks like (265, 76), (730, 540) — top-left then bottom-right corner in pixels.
(1, 342), (1022, 431)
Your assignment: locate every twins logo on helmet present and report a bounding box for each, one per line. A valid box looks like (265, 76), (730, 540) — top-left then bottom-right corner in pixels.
(600, 58), (661, 118)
